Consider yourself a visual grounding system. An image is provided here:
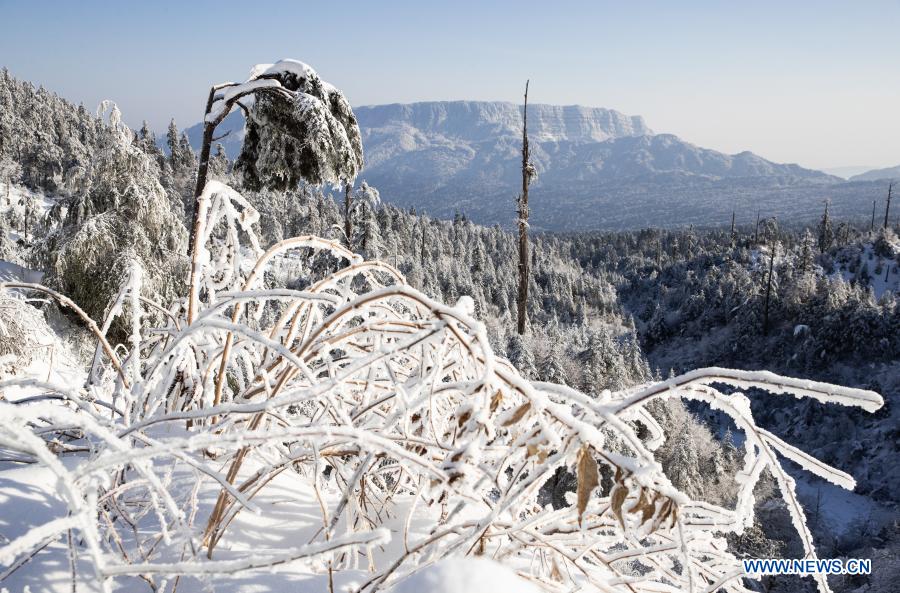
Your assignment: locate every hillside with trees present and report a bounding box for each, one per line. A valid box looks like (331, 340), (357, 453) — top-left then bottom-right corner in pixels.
(1, 65), (897, 593)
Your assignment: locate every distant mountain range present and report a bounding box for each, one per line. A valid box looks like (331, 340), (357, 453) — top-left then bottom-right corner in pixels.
(850, 165), (900, 182)
(176, 101), (886, 230)
(822, 166), (877, 179)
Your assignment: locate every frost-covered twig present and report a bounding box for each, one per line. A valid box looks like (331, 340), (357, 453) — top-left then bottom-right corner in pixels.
(0, 181), (882, 593)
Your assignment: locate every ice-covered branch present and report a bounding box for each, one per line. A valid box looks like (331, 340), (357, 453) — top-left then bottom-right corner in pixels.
(0, 181), (881, 593)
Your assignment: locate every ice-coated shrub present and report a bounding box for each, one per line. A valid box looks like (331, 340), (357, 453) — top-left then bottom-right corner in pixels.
(0, 182), (884, 593)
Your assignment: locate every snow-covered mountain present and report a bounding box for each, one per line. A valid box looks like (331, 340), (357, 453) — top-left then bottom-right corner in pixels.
(179, 101), (878, 230)
(822, 165), (877, 179)
(354, 101), (829, 179)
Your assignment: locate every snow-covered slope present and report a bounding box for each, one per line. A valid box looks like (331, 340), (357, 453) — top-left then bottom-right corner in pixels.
(356, 101), (651, 167)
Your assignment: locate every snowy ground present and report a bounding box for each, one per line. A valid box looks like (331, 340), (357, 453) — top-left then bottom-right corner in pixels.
(834, 242), (900, 299)
(0, 261), (42, 285)
(793, 475), (895, 538)
(2, 184), (59, 247)
(0, 454), (540, 593)
(0, 295), (539, 591)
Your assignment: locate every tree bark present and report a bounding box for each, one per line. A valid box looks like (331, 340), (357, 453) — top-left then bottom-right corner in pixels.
(754, 209), (760, 243)
(763, 243), (776, 335)
(730, 210), (735, 245)
(516, 81), (530, 335)
(420, 221), (426, 266)
(344, 183), (353, 248)
(188, 86), (218, 256)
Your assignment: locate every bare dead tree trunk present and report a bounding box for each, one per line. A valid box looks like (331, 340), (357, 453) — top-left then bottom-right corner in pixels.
(420, 220), (426, 266)
(730, 210), (735, 245)
(754, 209), (760, 244)
(820, 200), (830, 254)
(763, 243), (776, 335)
(188, 86), (218, 257)
(344, 183), (353, 248)
(516, 80), (532, 336)
(871, 199), (877, 233)
(884, 182), (893, 230)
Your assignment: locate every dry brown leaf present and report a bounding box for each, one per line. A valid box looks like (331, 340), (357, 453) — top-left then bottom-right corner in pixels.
(610, 482), (628, 529)
(668, 504), (678, 528)
(638, 490), (656, 525)
(650, 498), (672, 534)
(550, 555), (564, 582)
(501, 403), (531, 427)
(525, 444), (550, 463)
(575, 445), (599, 527)
(489, 390), (503, 414)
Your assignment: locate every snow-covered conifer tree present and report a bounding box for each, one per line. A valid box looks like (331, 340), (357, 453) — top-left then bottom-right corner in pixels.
(166, 119), (182, 169)
(45, 103), (188, 328)
(818, 200), (834, 253)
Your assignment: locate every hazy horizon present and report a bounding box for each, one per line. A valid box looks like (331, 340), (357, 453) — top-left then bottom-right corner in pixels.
(2, 0), (898, 171)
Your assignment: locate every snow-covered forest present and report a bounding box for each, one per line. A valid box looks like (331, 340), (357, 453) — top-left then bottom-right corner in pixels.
(0, 60), (897, 593)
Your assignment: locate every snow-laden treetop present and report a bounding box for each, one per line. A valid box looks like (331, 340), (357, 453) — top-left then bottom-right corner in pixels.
(206, 59), (363, 191)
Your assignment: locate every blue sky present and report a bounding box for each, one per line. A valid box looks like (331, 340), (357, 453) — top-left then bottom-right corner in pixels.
(1, 0), (898, 170)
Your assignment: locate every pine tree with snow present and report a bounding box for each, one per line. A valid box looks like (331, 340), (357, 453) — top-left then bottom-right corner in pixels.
(0, 154), (22, 204)
(45, 103), (188, 331)
(208, 143), (229, 180)
(178, 132), (196, 172)
(166, 119), (182, 170)
(355, 199), (383, 258)
(722, 427), (738, 461)
(506, 333), (537, 379)
(538, 328), (568, 385)
(666, 421), (702, 498)
(0, 209), (14, 260)
(818, 200), (834, 253)
(799, 229), (817, 274)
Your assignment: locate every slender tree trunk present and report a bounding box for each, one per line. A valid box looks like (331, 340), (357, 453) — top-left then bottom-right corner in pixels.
(754, 209), (760, 243)
(820, 200), (830, 254)
(344, 183), (353, 248)
(516, 80), (531, 335)
(186, 87), (223, 325)
(730, 210), (735, 245)
(763, 243), (776, 335)
(884, 182), (893, 230)
(871, 199), (877, 233)
(420, 221), (426, 266)
(188, 86), (218, 256)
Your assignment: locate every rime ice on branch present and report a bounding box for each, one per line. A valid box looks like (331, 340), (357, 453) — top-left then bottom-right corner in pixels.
(189, 58), (363, 254)
(0, 181), (885, 593)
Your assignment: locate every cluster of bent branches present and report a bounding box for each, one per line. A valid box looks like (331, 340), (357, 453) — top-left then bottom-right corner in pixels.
(0, 181), (883, 593)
